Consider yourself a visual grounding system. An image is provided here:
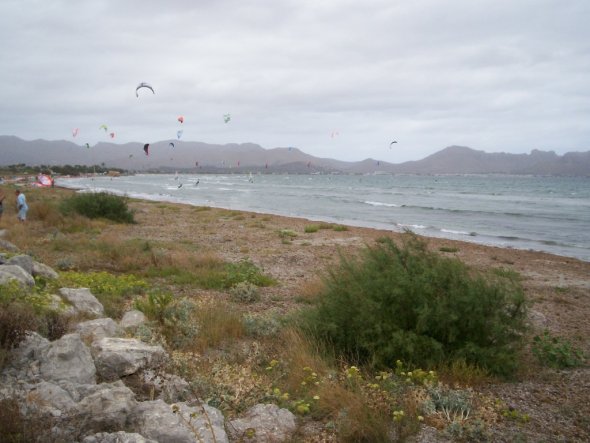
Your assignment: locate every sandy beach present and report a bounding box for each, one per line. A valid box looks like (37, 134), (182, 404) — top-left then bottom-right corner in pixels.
(1, 185), (589, 441)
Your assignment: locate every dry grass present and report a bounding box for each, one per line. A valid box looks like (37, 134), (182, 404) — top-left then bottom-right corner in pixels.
(192, 300), (245, 353)
(295, 277), (325, 304)
(437, 359), (494, 388)
(315, 381), (393, 442)
(274, 328), (332, 395)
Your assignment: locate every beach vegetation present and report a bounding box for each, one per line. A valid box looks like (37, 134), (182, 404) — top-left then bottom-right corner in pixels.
(229, 281), (260, 303)
(191, 300), (245, 352)
(57, 271), (147, 318)
(439, 246), (459, 253)
(223, 258), (275, 288)
(532, 330), (585, 369)
(278, 228), (298, 239)
(304, 224), (320, 233)
(60, 191), (135, 223)
(332, 224), (349, 232)
(297, 235), (528, 376)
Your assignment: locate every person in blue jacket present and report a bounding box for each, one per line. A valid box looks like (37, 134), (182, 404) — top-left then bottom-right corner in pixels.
(15, 189), (28, 222)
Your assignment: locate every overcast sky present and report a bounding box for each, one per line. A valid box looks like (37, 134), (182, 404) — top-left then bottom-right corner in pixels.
(0, 0), (588, 163)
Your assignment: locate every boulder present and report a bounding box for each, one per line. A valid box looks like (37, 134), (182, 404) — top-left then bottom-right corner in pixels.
(91, 338), (167, 380)
(0, 264), (35, 287)
(59, 288), (105, 317)
(228, 403), (297, 442)
(23, 381), (77, 418)
(1, 332), (49, 382)
(32, 260), (59, 279)
(0, 238), (19, 252)
(75, 318), (120, 343)
(120, 310), (147, 329)
(75, 381), (137, 432)
(82, 432), (157, 443)
(46, 293), (76, 314)
(39, 333), (96, 385)
(142, 370), (195, 403)
(6, 254), (34, 275)
(131, 400), (228, 443)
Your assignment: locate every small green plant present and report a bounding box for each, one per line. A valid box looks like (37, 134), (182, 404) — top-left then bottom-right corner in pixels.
(304, 224), (320, 233)
(224, 259), (275, 288)
(425, 385), (472, 422)
(278, 229), (298, 239)
(60, 192), (135, 223)
(501, 406), (530, 423)
(134, 290), (175, 323)
(229, 282), (260, 303)
(532, 330), (585, 368)
(332, 225), (348, 232)
(243, 315), (282, 338)
(439, 246), (459, 253)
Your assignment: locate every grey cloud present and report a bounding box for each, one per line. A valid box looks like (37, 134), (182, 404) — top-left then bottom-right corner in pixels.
(0, 0), (588, 163)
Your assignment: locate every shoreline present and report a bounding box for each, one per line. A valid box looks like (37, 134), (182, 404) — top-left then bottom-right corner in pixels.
(56, 177), (590, 264)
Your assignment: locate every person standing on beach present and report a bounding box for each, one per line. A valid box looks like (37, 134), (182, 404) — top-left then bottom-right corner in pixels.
(15, 190), (28, 222)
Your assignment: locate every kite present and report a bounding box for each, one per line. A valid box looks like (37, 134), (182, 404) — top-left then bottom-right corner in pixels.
(389, 141), (398, 148)
(143, 144), (149, 156)
(177, 130), (183, 139)
(109, 133), (115, 139)
(169, 142), (175, 148)
(99, 124), (108, 132)
(72, 128), (79, 138)
(136, 82), (155, 97)
(177, 116), (184, 124)
(36, 174), (53, 187)
(223, 114), (231, 123)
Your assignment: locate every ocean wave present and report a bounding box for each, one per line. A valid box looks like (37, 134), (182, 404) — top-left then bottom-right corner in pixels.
(397, 223), (427, 230)
(365, 200), (399, 207)
(440, 228), (471, 236)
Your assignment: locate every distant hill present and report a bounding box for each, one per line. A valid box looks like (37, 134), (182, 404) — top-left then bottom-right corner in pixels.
(0, 136), (588, 176)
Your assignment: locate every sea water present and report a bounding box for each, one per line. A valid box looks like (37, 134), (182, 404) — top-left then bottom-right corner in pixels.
(57, 174), (590, 262)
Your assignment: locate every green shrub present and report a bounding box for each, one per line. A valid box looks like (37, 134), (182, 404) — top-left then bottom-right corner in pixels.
(278, 229), (298, 239)
(134, 290), (175, 323)
(532, 330), (585, 368)
(60, 192), (135, 223)
(224, 259), (275, 288)
(304, 224), (320, 233)
(439, 246), (459, 253)
(229, 282), (261, 303)
(298, 235), (527, 376)
(332, 225), (348, 232)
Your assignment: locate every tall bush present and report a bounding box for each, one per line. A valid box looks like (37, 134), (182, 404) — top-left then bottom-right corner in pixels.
(60, 192), (135, 223)
(299, 235), (527, 376)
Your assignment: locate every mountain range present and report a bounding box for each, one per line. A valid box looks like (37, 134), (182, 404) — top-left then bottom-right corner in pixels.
(1, 136), (588, 176)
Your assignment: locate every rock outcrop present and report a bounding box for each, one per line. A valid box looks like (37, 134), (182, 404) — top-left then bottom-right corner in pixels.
(0, 251), (298, 442)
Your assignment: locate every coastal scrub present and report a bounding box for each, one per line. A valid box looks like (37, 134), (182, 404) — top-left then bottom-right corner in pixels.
(298, 235), (528, 376)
